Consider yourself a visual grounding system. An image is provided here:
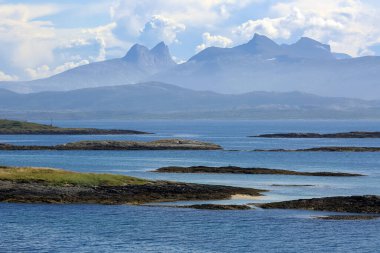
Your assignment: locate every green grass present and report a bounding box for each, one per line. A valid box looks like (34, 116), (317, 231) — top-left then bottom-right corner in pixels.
(0, 119), (58, 130)
(0, 166), (149, 187)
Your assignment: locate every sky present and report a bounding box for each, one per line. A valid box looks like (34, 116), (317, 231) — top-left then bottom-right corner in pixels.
(1, 0), (380, 81)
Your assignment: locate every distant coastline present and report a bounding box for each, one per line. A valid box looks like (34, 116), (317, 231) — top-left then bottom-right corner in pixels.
(154, 166), (363, 177)
(0, 139), (222, 151)
(253, 131), (380, 138)
(0, 119), (150, 135)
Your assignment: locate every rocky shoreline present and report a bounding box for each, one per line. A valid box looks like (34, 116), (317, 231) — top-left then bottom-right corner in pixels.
(254, 146), (380, 152)
(0, 167), (263, 204)
(0, 180), (263, 204)
(253, 131), (380, 138)
(154, 166), (362, 177)
(0, 139), (222, 151)
(259, 195), (380, 214)
(181, 204), (252, 210)
(0, 119), (149, 135)
(314, 215), (379, 220)
(0, 128), (150, 135)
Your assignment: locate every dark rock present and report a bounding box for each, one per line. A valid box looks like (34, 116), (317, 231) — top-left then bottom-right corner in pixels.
(315, 215), (379, 220)
(182, 204), (251, 210)
(0, 180), (263, 205)
(271, 184), (315, 187)
(260, 195), (380, 214)
(154, 166), (362, 177)
(254, 147), (380, 152)
(253, 131), (380, 138)
(0, 139), (222, 151)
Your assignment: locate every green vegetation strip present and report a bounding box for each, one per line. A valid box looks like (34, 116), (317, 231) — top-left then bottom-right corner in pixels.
(0, 166), (149, 187)
(0, 119), (58, 130)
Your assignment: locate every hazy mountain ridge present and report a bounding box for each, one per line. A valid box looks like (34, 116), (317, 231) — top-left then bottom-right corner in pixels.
(1, 34), (380, 99)
(0, 42), (176, 93)
(0, 82), (378, 120)
(153, 34), (380, 99)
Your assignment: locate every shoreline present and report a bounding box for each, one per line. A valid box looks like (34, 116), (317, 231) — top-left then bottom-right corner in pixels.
(0, 139), (222, 151)
(0, 119), (150, 135)
(153, 166), (363, 177)
(252, 131), (380, 139)
(0, 166), (264, 205)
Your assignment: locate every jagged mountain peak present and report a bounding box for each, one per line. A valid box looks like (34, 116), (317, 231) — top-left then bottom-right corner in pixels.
(294, 37), (331, 51)
(123, 44), (150, 62)
(248, 33), (279, 46)
(283, 36), (333, 59)
(236, 33), (282, 57)
(151, 41), (167, 52)
(122, 42), (176, 68)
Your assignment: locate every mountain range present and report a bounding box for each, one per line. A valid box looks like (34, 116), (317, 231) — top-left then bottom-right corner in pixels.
(1, 82), (379, 120)
(1, 33), (380, 99)
(0, 42), (175, 93)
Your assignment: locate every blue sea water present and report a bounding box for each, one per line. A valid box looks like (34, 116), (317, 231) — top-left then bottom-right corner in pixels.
(0, 120), (379, 252)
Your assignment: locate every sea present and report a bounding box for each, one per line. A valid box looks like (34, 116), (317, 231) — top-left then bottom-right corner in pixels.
(0, 120), (379, 252)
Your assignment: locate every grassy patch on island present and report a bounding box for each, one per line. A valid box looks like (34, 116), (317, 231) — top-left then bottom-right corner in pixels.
(0, 166), (149, 187)
(0, 119), (58, 130)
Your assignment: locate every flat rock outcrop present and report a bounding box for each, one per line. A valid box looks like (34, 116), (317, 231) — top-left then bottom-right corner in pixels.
(0, 139), (222, 151)
(253, 131), (380, 138)
(0, 181), (263, 205)
(154, 166), (362, 177)
(315, 215), (379, 220)
(259, 195), (380, 214)
(182, 204), (251, 210)
(254, 146), (380, 152)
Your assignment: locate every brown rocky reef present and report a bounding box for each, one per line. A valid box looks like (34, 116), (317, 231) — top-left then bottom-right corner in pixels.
(315, 215), (379, 220)
(259, 195), (380, 214)
(181, 204), (252, 210)
(253, 131), (380, 138)
(0, 167), (262, 204)
(0, 139), (222, 151)
(154, 166), (362, 177)
(254, 146), (380, 152)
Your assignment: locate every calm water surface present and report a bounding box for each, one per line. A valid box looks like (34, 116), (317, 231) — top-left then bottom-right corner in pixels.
(0, 120), (379, 252)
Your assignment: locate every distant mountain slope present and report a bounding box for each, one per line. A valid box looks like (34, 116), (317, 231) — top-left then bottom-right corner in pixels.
(0, 82), (377, 115)
(0, 42), (176, 93)
(1, 34), (380, 99)
(152, 34), (380, 99)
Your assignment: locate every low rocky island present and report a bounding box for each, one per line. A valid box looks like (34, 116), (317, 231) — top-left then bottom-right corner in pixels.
(0, 139), (222, 151)
(181, 204), (252, 210)
(0, 119), (150, 135)
(314, 215), (379, 220)
(252, 131), (380, 138)
(154, 166), (362, 177)
(254, 147), (380, 152)
(259, 195), (380, 214)
(271, 184), (315, 187)
(0, 166), (263, 204)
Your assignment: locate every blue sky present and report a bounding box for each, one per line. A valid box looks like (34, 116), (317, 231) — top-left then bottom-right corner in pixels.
(1, 0), (380, 81)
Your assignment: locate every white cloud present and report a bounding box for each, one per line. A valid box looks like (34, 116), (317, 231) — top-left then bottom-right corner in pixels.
(0, 4), (58, 69)
(0, 70), (18, 81)
(0, 3), (124, 80)
(139, 15), (185, 45)
(111, 0), (256, 29)
(234, 16), (293, 40)
(110, 0), (260, 47)
(25, 60), (89, 80)
(82, 22), (123, 61)
(196, 32), (233, 52)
